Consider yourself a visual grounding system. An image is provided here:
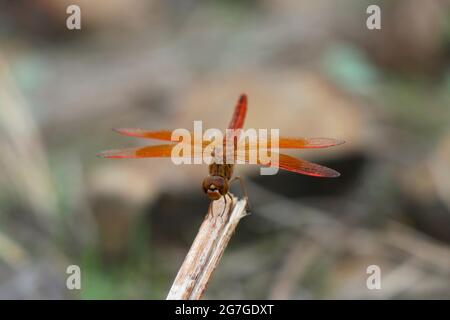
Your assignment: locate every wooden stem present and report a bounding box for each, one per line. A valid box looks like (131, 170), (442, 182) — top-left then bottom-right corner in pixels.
(166, 194), (248, 300)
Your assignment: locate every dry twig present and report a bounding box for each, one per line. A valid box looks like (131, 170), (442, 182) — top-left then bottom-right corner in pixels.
(167, 194), (248, 300)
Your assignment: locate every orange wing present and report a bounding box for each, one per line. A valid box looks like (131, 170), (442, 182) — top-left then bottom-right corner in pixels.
(97, 144), (206, 160)
(98, 143), (340, 177)
(97, 144), (175, 159)
(273, 153), (340, 177)
(113, 128), (173, 141)
(234, 150), (340, 178)
(112, 129), (343, 149)
(228, 94), (247, 130)
(272, 137), (344, 149)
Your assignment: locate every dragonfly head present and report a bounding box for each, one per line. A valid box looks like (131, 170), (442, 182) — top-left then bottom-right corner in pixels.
(202, 175), (229, 200)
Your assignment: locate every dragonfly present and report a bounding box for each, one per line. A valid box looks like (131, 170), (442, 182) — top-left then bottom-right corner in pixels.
(98, 94), (344, 210)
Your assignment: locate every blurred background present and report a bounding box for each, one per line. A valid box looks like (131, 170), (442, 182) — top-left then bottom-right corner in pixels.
(0, 0), (450, 299)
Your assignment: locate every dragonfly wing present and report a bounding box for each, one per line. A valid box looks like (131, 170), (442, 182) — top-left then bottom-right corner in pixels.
(113, 128), (215, 149)
(273, 153), (340, 177)
(97, 144), (176, 159)
(225, 93), (248, 154)
(228, 94), (247, 130)
(233, 150), (340, 177)
(98, 143), (209, 161)
(256, 137), (345, 149)
(99, 143), (340, 177)
(113, 128), (174, 141)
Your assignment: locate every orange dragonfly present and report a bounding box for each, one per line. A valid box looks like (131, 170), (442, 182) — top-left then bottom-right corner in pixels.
(98, 94), (344, 206)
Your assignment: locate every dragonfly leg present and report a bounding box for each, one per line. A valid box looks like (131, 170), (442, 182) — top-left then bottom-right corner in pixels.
(229, 176), (251, 213)
(222, 195), (227, 216)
